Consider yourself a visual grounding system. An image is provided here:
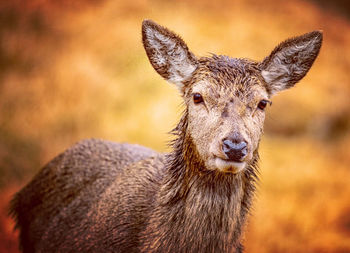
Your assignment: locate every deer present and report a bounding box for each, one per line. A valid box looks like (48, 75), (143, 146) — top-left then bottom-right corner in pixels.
(10, 20), (322, 253)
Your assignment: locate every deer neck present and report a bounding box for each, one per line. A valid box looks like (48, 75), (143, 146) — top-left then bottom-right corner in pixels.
(152, 113), (259, 251)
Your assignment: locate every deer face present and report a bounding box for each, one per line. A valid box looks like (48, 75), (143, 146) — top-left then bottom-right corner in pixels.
(183, 57), (269, 173)
(142, 20), (322, 173)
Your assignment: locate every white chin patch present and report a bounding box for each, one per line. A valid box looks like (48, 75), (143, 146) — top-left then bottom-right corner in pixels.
(214, 158), (246, 173)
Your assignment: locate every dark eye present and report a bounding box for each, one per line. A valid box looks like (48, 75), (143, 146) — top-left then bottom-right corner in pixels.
(193, 93), (204, 104)
(257, 100), (270, 110)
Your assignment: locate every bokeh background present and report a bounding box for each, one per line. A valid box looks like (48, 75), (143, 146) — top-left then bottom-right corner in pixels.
(0, 0), (349, 252)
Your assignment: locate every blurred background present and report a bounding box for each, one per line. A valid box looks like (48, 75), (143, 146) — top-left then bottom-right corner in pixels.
(0, 0), (349, 252)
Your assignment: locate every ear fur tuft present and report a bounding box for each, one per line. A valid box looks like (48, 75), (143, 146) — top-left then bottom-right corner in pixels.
(260, 31), (323, 95)
(142, 20), (198, 89)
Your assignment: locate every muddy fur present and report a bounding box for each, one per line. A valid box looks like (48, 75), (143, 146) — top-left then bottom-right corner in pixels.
(10, 20), (322, 253)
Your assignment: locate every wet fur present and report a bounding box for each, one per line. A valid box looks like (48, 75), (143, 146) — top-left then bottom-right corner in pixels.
(10, 125), (257, 252)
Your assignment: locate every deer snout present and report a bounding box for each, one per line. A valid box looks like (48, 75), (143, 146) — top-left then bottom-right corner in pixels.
(222, 137), (248, 162)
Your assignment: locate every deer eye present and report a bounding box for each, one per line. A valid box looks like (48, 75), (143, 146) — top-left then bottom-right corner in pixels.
(257, 99), (270, 110)
(193, 93), (204, 104)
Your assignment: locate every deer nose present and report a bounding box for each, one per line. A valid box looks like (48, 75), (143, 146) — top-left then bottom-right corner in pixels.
(222, 138), (248, 162)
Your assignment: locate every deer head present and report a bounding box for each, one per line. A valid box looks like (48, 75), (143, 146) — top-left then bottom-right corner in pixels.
(142, 20), (322, 174)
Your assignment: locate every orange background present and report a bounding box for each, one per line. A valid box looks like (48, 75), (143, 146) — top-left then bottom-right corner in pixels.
(1, 0), (349, 252)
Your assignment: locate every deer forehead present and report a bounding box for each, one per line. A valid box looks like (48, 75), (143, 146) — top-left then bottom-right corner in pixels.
(188, 57), (269, 106)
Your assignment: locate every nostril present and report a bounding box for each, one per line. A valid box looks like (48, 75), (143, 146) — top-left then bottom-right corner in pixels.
(235, 141), (247, 150)
(222, 140), (232, 153)
(222, 139), (248, 162)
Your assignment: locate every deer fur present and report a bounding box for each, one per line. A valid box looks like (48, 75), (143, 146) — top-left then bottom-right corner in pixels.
(10, 20), (322, 253)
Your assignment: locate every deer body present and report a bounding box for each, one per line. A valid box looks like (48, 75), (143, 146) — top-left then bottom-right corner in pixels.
(11, 20), (322, 253)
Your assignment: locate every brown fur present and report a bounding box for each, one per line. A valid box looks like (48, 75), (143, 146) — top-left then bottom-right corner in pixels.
(10, 20), (322, 252)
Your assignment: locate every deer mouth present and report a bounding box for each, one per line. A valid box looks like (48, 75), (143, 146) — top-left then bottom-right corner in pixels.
(208, 143), (247, 173)
(213, 157), (246, 174)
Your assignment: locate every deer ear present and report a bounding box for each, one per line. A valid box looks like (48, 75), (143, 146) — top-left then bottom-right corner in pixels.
(260, 31), (322, 95)
(142, 20), (198, 89)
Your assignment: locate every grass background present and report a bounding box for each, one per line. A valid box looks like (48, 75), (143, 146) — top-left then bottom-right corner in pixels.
(0, 0), (349, 252)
